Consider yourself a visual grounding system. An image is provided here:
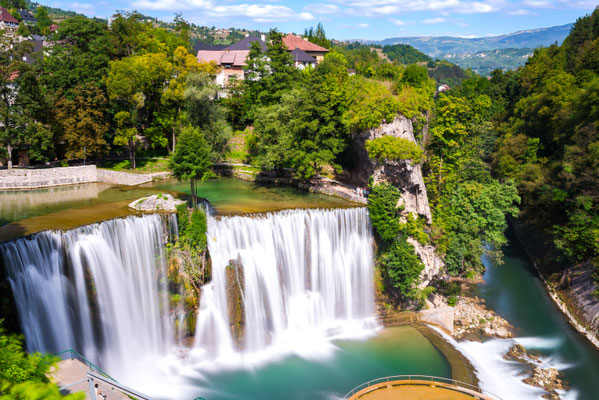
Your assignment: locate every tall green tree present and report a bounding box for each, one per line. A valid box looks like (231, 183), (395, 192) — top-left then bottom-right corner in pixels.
(169, 126), (212, 209)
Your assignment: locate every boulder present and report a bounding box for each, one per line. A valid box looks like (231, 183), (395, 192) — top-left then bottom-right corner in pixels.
(128, 193), (184, 212)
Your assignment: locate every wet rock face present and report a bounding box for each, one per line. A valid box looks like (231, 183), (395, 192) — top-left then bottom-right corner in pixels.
(129, 194), (184, 212)
(225, 257), (245, 350)
(504, 344), (565, 399)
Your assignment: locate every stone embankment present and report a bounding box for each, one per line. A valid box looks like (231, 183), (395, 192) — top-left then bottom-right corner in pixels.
(0, 165), (170, 189)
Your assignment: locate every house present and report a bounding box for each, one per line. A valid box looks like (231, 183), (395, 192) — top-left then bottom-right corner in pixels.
(282, 34), (329, 63)
(18, 9), (36, 25)
(290, 48), (316, 69)
(0, 6), (20, 32)
(438, 84), (450, 93)
(196, 33), (329, 85)
(196, 35), (267, 85)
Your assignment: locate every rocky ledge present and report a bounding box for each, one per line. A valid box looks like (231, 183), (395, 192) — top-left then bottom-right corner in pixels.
(453, 296), (513, 339)
(505, 344), (565, 399)
(129, 194), (184, 212)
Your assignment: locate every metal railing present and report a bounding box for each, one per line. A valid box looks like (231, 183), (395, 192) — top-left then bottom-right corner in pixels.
(54, 349), (117, 382)
(343, 375), (502, 400)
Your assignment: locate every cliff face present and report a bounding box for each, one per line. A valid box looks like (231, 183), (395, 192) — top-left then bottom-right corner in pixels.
(351, 116), (432, 223)
(350, 115), (445, 287)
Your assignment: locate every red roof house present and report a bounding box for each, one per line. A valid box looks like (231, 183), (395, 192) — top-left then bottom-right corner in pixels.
(282, 34), (329, 62)
(0, 6), (20, 30)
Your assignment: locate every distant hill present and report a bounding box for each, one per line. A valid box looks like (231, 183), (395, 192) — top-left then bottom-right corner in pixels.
(443, 48), (534, 76)
(370, 23), (573, 57)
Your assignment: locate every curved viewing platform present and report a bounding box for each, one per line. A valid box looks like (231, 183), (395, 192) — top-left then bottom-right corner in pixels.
(345, 376), (499, 400)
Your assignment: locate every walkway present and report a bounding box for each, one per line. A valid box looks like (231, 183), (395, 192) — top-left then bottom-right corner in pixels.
(347, 377), (498, 400)
(49, 359), (129, 400)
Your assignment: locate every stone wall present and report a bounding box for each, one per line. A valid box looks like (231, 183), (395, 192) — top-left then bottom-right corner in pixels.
(420, 306), (455, 335)
(96, 168), (153, 186)
(0, 166), (97, 189)
(0, 166), (155, 189)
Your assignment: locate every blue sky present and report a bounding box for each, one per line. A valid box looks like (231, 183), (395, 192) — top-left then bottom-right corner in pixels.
(45, 1), (596, 40)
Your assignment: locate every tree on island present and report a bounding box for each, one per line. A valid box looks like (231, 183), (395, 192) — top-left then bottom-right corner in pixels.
(169, 126), (212, 209)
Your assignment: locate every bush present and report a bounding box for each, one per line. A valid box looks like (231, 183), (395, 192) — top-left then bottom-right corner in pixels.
(381, 236), (424, 297)
(366, 136), (424, 164)
(188, 209), (208, 251)
(176, 203), (189, 234)
(344, 76), (400, 131)
(368, 183), (401, 244)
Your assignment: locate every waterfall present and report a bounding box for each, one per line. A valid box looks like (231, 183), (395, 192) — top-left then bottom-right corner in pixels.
(193, 207), (377, 364)
(1, 207), (377, 390)
(0, 214), (174, 378)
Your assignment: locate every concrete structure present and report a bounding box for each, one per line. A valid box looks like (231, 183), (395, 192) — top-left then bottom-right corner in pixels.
(346, 377), (498, 400)
(420, 306), (455, 334)
(0, 165), (159, 189)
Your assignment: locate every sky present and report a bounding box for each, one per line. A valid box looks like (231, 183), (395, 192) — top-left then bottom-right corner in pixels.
(45, 0), (596, 40)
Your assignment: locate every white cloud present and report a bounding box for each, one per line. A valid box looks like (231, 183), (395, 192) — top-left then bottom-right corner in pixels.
(508, 8), (535, 15)
(340, 22), (370, 28)
(131, 0), (314, 22)
(338, 0), (500, 17)
(422, 17), (446, 24)
(389, 18), (406, 25)
(307, 3), (339, 14)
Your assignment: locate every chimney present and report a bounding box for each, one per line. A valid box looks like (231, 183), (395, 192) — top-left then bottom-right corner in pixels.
(261, 33), (265, 42)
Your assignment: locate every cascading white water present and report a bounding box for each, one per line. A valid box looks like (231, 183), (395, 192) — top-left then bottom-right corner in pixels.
(193, 207), (377, 365)
(0, 214), (174, 378)
(1, 207), (377, 396)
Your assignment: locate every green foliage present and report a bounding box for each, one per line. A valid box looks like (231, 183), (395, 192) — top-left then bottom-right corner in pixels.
(403, 213), (430, 245)
(365, 136), (424, 164)
(169, 126), (212, 208)
(176, 202), (189, 234)
(187, 210), (208, 251)
(344, 76), (400, 131)
(382, 44), (431, 65)
(367, 183), (401, 244)
(437, 179), (520, 275)
(0, 321), (84, 399)
(303, 23), (331, 50)
(380, 236), (424, 299)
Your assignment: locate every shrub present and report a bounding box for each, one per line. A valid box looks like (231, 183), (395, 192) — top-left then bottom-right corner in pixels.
(187, 209), (208, 251)
(368, 183), (402, 244)
(381, 236), (424, 297)
(365, 136), (424, 164)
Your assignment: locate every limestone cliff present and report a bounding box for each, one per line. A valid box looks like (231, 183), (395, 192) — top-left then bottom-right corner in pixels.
(350, 116), (432, 223)
(349, 115), (445, 287)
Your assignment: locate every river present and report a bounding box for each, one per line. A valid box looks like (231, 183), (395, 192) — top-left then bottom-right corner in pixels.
(1, 179), (599, 399)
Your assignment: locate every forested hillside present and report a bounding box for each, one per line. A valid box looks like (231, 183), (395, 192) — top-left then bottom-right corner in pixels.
(488, 10), (599, 272)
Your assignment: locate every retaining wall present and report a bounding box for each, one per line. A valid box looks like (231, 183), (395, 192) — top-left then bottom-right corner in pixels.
(0, 166), (97, 189)
(0, 166), (155, 189)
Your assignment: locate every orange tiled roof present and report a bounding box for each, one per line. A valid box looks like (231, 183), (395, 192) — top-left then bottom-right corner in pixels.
(282, 34), (329, 52)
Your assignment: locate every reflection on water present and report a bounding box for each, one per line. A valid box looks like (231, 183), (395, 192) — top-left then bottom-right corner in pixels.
(151, 178), (354, 214)
(0, 178), (355, 242)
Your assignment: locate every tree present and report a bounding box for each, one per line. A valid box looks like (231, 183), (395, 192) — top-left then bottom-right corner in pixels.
(169, 126), (212, 209)
(304, 23), (331, 49)
(0, 33), (33, 169)
(244, 29), (298, 113)
(54, 84), (109, 161)
(34, 7), (54, 35)
(290, 52), (349, 178)
(107, 52), (174, 166)
(184, 72), (231, 157)
(163, 49), (218, 152)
